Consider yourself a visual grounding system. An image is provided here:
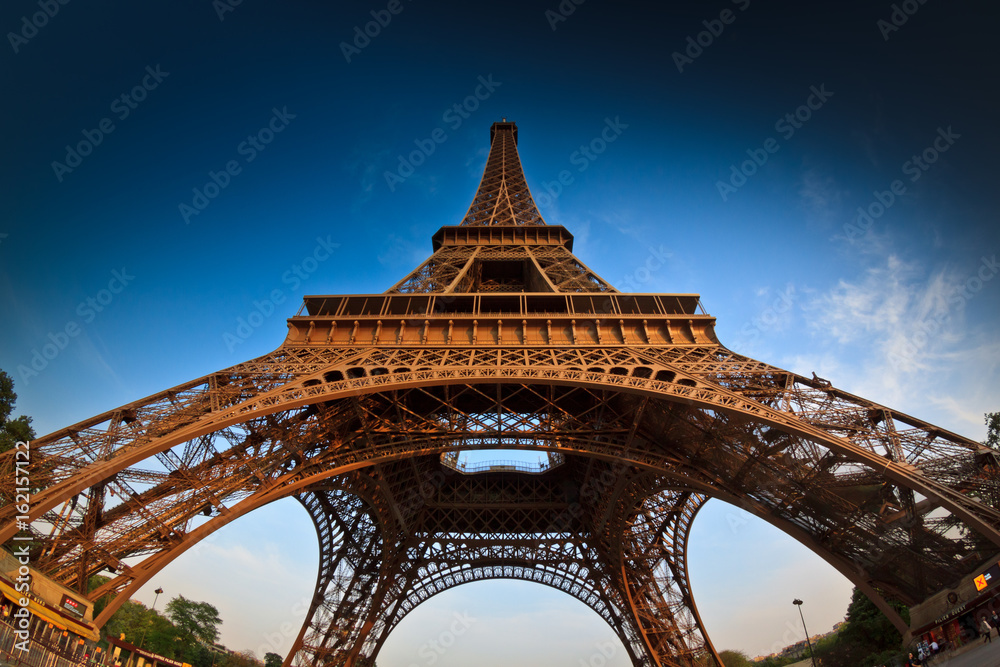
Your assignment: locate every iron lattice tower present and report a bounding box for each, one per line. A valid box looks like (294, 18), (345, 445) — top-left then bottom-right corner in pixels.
(3, 121), (1000, 667)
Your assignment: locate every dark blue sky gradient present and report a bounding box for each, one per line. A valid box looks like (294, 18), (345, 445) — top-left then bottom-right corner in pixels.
(2, 0), (999, 662)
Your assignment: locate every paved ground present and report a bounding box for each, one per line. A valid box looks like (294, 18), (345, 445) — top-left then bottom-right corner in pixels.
(926, 639), (1000, 667)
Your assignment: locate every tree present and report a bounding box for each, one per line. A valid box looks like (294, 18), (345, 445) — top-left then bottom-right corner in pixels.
(144, 612), (187, 659)
(986, 411), (1000, 450)
(221, 650), (263, 667)
(92, 580), (184, 657)
(816, 587), (909, 667)
(165, 595), (223, 645)
(88, 575), (114, 618)
(103, 600), (152, 645)
(264, 653), (283, 667)
(842, 587), (909, 645)
(717, 649), (753, 667)
(188, 644), (215, 667)
(0, 369), (36, 453)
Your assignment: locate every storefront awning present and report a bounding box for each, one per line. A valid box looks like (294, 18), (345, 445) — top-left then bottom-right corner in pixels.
(0, 576), (99, 640)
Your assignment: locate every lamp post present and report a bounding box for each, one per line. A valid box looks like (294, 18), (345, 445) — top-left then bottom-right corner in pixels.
(134, 587), (164, 665)
(792, 599), (815, 667)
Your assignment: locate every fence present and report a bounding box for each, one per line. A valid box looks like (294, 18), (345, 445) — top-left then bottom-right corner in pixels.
(0, 617), (104, 667)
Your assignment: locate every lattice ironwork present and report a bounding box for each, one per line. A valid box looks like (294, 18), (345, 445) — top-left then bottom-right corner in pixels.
(3, 121), (999, 667)
(459, 120), (545, 227)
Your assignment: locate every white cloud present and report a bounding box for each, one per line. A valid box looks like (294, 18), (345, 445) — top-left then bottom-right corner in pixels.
(807, 256), (894, 333)
(792, 254), (1000, 437)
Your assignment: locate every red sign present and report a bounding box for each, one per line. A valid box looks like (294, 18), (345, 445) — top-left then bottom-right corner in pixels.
(59, 594), (85, 617)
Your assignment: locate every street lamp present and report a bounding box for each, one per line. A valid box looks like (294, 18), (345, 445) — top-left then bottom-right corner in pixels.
(792, 599), (815, 667)
(135, 587), (164, 663)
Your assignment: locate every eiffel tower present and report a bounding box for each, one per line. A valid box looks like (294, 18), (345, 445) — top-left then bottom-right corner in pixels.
(3, 120), (999, 667)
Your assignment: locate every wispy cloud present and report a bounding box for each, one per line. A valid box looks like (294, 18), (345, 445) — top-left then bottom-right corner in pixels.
(344, 143), (393, 207)
(798, 168), (845, 223)
(465, 146), (489, 175)
(805, 254), (919, 344)
(376, 232), (424, 270)
(76, 332), (128, 389)
(851, 128), (881, 169)
(791, 254), (999, 436)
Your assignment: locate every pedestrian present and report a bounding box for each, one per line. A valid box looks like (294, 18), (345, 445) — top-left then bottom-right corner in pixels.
(993, 610), (1000, 630)
(904, 652), (921, 667)
(983, 616), (993, 643)
(930, 639), (939, 654)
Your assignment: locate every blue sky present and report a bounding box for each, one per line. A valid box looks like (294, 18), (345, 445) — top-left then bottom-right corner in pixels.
(2, 0), (998, 663)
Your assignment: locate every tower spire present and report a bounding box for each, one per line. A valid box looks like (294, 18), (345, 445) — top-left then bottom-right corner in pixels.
(387, 120), (614, 294)
(459, 120), (546, 226)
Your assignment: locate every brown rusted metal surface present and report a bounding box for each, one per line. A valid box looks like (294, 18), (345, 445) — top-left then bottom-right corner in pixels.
(3, 122), (998, 667)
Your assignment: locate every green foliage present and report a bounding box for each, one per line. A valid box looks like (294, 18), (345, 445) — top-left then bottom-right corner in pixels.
(718, 649), (753, 667)
(90, 577), (166, 653)
(144, 612), (187, 658)
(0, 370), (15, 423)
(101, 604), (186, 660)
(88, 575), (113, 618)
(99, 592), (226, 665)
(0, 369), (36, 454)
(752, 657), (799, 667)
(698, 648), (796, 667)
(812, 588), (909, 667)
(166, 595), (223, 645)
(103, 600), (151, 645)
(842, 587), (909, 645)
(812, 629), (839, 653)
(220, 650), (263, 667)
(986, 411), (1000, 450)
(264, 652), (283, 667)
(183, 643), (215, 667)
(865, 648), (908, 667)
